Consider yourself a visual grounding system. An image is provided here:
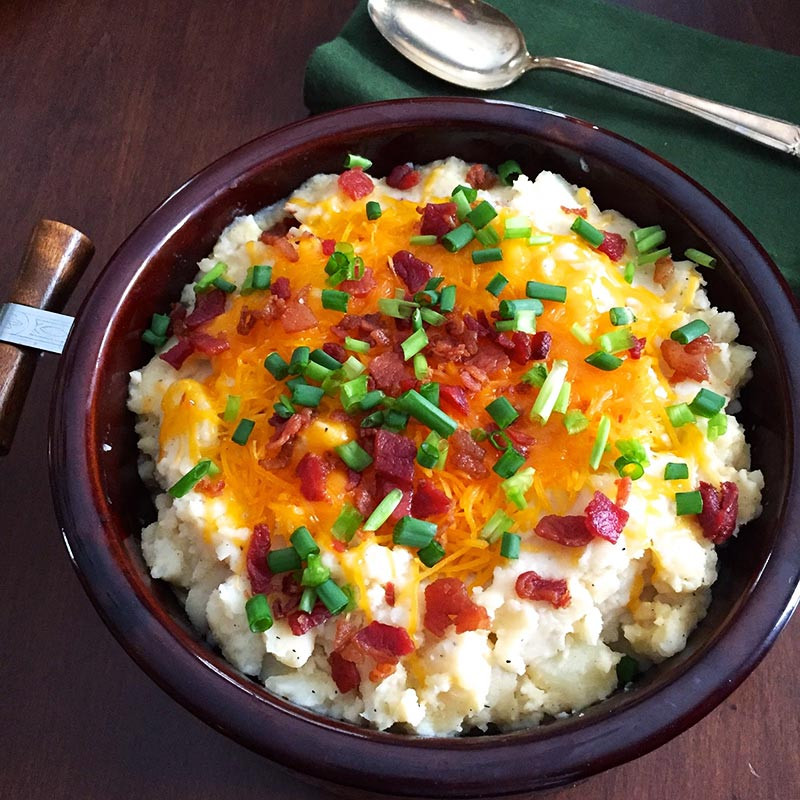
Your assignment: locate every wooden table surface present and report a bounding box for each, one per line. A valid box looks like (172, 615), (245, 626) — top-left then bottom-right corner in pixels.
(1, 2), (798, 798)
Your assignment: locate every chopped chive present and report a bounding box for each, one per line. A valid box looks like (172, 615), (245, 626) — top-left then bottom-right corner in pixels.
(301, 552), (330, 588)
(417, 440), (439, 469)
(410, 234), (437, 246)
(485, 396), (519, 429)
(504, 216), (532, 239)
(401, 328), (429, 360)
(231, 418), (255, 446)
(378, 297), (418, 319)
(316, 579), (349, 614)
(636, 247), (671, 266)
(272, 395), (294, 419)
(500, 467), (535, 510)
(522, 363), (548, 388)
(614, 456), (644, 480)
(291, 383), (324, 408)
(570, 217), (604, 247)
(168, 459), (216, 498)
(411, 307), (423, 331)
(589, 415), (611, 470)
(340, 356), (365, 380)
(570, 322), (593, 345)
(596, 327), (636, 354)
(486, 272), (509, 296)
(500, 531), (521, 559)
(340, 374), (369, 412)
(298, 587), (316, 614)
(420, 307), (446, 326)
(453, 190), (472, 221)
(419, 382), (439, 407)
(195, 262), (226, 290)
(530, 359), (568, 424)
(310, 349), (342, 370)
(344, 337), (370, 354)
(617, 439), (648, 465)
(707, 412), (728, 441)
(344, 153), (372, 169)
(563, 409), (589, 434)
(245, 594), (273, 633)
(393, 516), (437, 548)
(676, 490), (703, 516)
(363, 488), (404, 531)
(321, 289), (349, 312)
(526, 281), (567, 303)
(623, 261), (636, 284)
(609, 307), (636, 326)
(290, 526), (319, 559)
(451, 184), (478, 203)
(689, 388), (726, 419)
(212, 276), (236, 293)
(685, 248), (717, 268)
(475, 225), (501, 246)
(493, 446), (525, 478)
(222, 395), (241, 423)
(335, 440), (373, 472)
(481, 509), (514, 543)
(488, 430), (511, 451)
(332, 504), (363, 543)
(664, 462), (689, 480)
(670, 319), (710, 345)
(632, 225), (663, 243)
(365, 201), (382, 220)
(418, 540), (446, 567)
(288, 346), (310, 375)
(439, 285), (456, 312)
(499, 298), (544, 319)
(149, 313), (170, 337)
(466, 200), (498, 229)
(413, 353), (429, 381)
(528, 234), (553, 246)
(383, 409), (410, 432)
(359, 389), (385, 411)
(252, 264), (272, 290)
(398, 389), (457, 437)
(286, 375), (308, 392)
(425, 276), (445, 290)
(666, 402), (696, 428)
(635, 229), (667, 254)
(360, 411), (384, 428)
(441, 223), (475, 252)
(497, 159), (522, 185)
(141, 329), (166, 348)
(585, 351), (624, 371)
(472, 247), (503, 265)
(267, 547), (302, 573)
(304, 361), (333, 383)
(553, 380), (571, 414)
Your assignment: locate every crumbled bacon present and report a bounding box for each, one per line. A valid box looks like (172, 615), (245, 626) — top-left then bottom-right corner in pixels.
(270, 572), (303, 619)
(615, 477), (632, 508)
(449, 429), (487, 478)
(296, 452), (330, 501)
(338, 266), (377, 297)
(377, 478), (412, 521)
(391, 250), (433, 293)
(465, 342), (510, 376)
(697, 480), (739, 544)
(246, 523), (272, 594)
(331, 312), (381, 341)
(368, 350), (409, 395)
(534, 515), (594, 547)
(266, 407), (312, 453)
(169, 303), (187, 337)
(258, 441), (293, 470)
(321, 238), (336, 256)
(188, 331), (229, 356)
(354, 621), (415, 660)
(509, 331), (551, 365)
(384, 583), (396, 607)
(427, 326), (479, 362)
(237, 305), (266, 336)
(661, 334), (715, 384)
(418, 202), (457, 239)
(287, 605), (331, 636)
(423, 578), (490, 637)
(195, 478), (225, 497)
(159, 338), (194, 370)
(653, 256), (675, 288)
(465, 164), (497, 190)
(329, 651), (360, 694)
(561, 206), (587, 218)
(185, 289), (227, 329)
(269, 235), (299, 263)
(515, 571), (571, 608)
(322, 341), (347, 363)
(281, 291), (318, 333)
(439, 385), (470, 416)
(373, 429), (417, 486)
(338, 167), (374, 200)
(386, 163), (420, 190)
(584, 491), (629, 543)
(530, 331), (552, 360)
(411, 480), (452, 518)
(629, 336), (646, 360)
(271, 276), (291, 299)
(596, 231), (626, 261)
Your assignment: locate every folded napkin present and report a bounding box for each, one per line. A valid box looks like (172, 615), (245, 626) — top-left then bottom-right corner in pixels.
(305, 0), (800, 294)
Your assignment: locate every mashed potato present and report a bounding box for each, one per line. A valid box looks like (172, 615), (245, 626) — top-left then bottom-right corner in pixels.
(128, 157), (762, 736)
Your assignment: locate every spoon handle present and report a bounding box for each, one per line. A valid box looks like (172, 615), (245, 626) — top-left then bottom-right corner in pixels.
(533, 56), (800, 158)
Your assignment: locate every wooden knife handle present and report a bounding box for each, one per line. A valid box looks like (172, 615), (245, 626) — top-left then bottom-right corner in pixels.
(0, 220), (94, 455)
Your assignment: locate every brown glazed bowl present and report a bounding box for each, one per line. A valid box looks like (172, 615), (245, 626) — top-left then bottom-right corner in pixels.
(50, 98), (800, 798)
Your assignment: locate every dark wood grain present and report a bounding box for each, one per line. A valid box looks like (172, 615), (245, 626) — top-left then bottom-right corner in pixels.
(0, 2), (797, 799)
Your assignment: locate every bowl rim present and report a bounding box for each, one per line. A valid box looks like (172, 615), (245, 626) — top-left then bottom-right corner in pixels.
(50, 97), (800, 797)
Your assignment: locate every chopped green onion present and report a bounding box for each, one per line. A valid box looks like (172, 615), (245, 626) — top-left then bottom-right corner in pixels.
(340, 583), (359, 613)
(441, 223), (475, 252)
(664, 462), (689, 480)
(676, 490), (703, 516)
(570, 217), (604, 247)
(475, 225), (501, 246)
(420, 307), (446, 326)
(290, 527), (319, 559)
(363, 488), (404, 531)
(570, 322), (593, 345)
(332, 504), (363, 543)
(231, 418), (255, 446)
(485, 396), (519, 429)
(340, 356), (365, 380)
(310, 349), (342, 370)
(530, 359), (568, 424)
(453, 190), (472, 221)
(493, 446), (525, 478)
(636, 247), (671, 266)
(481, 509), (513, 543)
(288, 346), (310, 375)
(413, 353), (429, 381)
(596, 328), (636, 354)
(393, 516), (437, 548)
(222, 395), (241, 423)
(304, 361), (333, 383)
(707, 412), (728, 441)
(417, 440), (439, 469)
(528, 234), (553, 246)
(526, 281), (567, 303)
(286, 375), (308, 392)
(298, 587), (316, 614)
(563, 409), (589, 434)
(344, 336), (370, 354)
(488, 430), (511, 451)
(245, 594), (273, 633)
(500, 467), (534, 510)
(267, 547), (302, 573)
(504, 216), (532, 239)
(685, 248), (717, 269)
(340, 375), (369, 412)
(291, 383), (324, 408)
(472, 247), (503, 265)
(500, 532), (521, 559)
(616, 654), (638, 685)
(466, 200), (498, 229)
(397, 389), (457, 437)
(365, 201), (382, 220)
(378, 297), (418, 319)
(522, 363), (548, 388)
(666, 402), (696, 428)
(212, 276), (236, 293)
(316, 579), (349, 614)
(168, 459), (216, 498)
(383, 409), (410, 431)
(439, 285), (456, 312)
(425, 276), (445, 290)
(418, 540), (446, 567)
(410, 234), (437, 246)
(670, 319), (710, 345)
(141, 329), (166, 348)
(252, 264), (272, 290)
(321, 289), (349, 312)
(689, 388), (726, 418)
(301, 553), (330, 588)
(499, 298), (544, 319)
(360, 411), (384, 428)
(589, 415), (611, 470)
(359, 389), (385, 411)
(486, 272), (509, 296)
(335, 440), (373, 472)
(419, 382), (439, 407)
(264, 352), (289, 380)
(195, 262), (226, 290)
(149, 313), (170, 337)
(497, 159), (522, 185)
(451, 184), (478, 202)
(553, 381), (571, 415)
(272, 395), (294, 419)
(585, 351), (624, 371)
(633, 226), (663, 243)
(344, 153), (372, 169)
(623, 261), (636, 284)
(609, 307), (636, 326)
(635, 229), (667, 254)
(614, 456), (644, 480)
(401, 328), (429, 360)
(617, 439), (648, 465)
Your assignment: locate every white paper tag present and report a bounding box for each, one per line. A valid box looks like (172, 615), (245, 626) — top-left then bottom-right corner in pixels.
(0, 302), (74, 354)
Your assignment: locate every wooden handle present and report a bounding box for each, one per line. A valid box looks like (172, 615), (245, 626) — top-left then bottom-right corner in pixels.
(0, 220), (94, 455)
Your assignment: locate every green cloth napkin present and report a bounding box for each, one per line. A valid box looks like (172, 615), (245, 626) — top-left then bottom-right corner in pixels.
(305, 0), (800, 294)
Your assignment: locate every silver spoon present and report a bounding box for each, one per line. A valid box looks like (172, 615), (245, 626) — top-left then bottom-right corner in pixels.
(367, 0), (800, 158)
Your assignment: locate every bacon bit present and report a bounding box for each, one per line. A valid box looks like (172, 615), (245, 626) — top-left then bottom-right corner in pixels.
(280, 294), (318, 333)
(270, 573), (303, 619)
(270, 235), (299, 263)
(509, 331), (551, 365)
(334, 618), (359, 651)
(355, 621), (415, 660)
(615, 477), (632, 508)
(629, 336), (646, 360)
(185, 289), (227, 329)
(237, 306), (265, 336)
(246, 523), (272, 594)
(321, 238), (336, 256)
(466, 342), (510, 376)
(411, 480), (452, 518)
(260, 216), (295, 240)
(391, 250), (433, 293)
(530, 331), (552, 360)
(596, 231), (626, 261)
(418, 202), (458, 239)
(338, 266), (377, 297)
(169, 303), (187, 337)
(500, 426), (535, 457)
(384, 583), (396, 607)
(515, 571), (571, 608)
(439, 385), (469, 416)
(266, 407), (312, 453)
(697, 480), (739, 544)
(449, 429), (487, 479)
(369, 662), (397, 683)
(331, 312), (381, 340)
(287, 604), (331, 636)
(368, 350), (409, 395)
(338, 167), (374, 200)
(373, 429), (417, 486)
(296, 452), (330, 501)
(465, 164), (497, 190)
(159, 338), (195, 370)
(584, 491), (629, 543)
(323, 342), (347, 363)
(424, 578), (490, 637)
(331, 539), (346, 553)
(195, 478), (225, 497)
(561, 206), (587, 218)
(661, 334), (715, 384)
(271, 276), (291, 299)
(258, 441), (293, 470)
(653, 256), (675, 288)
(386, 163), (420, 190)
(376, 477), (413, 521)
(329, 651), (360, 694)
(534, 515), (594, 547)
(188, 331), (229, 356)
